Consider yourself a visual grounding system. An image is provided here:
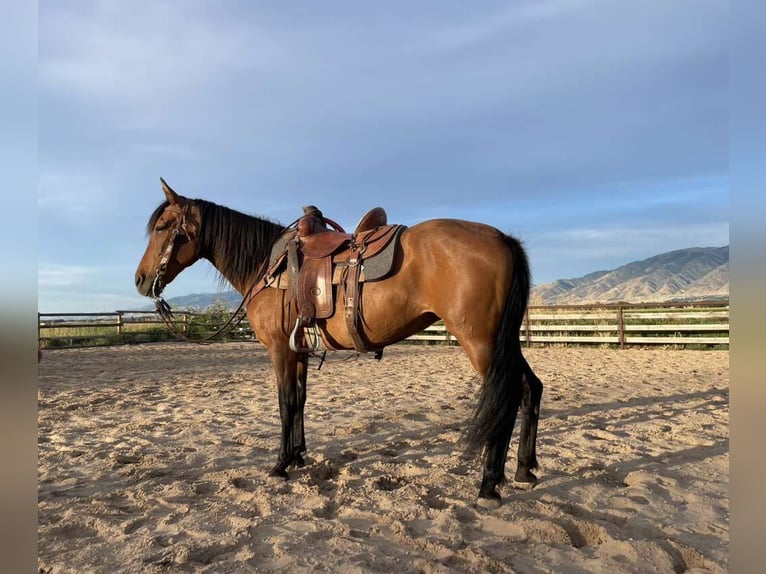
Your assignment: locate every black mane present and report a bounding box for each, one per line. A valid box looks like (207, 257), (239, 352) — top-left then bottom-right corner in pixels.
(147, 199), (285, 289)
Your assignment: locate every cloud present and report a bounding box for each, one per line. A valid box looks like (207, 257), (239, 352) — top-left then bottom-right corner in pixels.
(38, 1), (727, 195)
(131, 142), (202, 160)
(541, 222), (728, 248)
(528, 221), (729, 283)
(37, 263), (93, 288)
(36, 290), (149, 314)
(38, 1), (289, 137)
(37, 2), (729, 311)
(397, 0), (592, 56)
(38, 169), (114, 221)
(40, 2), (270, 102)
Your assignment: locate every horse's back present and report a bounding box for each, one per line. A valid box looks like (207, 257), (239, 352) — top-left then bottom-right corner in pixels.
(317, 218), (517, 348)
(404, 218), (511, 247)
(399, 218), (516, 279)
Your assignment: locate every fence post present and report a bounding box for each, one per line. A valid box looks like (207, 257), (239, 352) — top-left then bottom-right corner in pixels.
(617, 305), (625, 348)
(524, 309), (531, 347)
(182, 314), (188, 334)
(38, 312), (41, 346)
(116, 312), (123, 338)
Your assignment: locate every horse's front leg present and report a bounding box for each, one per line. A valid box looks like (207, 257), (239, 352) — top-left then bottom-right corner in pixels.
(268, 346), (300, 480)
(292, 355), (309, 467)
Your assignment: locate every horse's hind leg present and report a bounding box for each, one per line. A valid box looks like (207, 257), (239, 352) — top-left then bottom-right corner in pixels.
(457, 336), (522, 507)
(479, 422), (514, 501)
(479, 359), (542, 495)
(477, 396), (523, 507)
(513, 358), (543, 489)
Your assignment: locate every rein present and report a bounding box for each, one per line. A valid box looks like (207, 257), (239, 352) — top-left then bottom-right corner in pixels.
(153, 289), (253, 345)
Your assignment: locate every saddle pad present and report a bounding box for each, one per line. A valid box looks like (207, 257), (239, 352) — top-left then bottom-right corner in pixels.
(331, 225), (405, 283)
(360, 225), (405, 281)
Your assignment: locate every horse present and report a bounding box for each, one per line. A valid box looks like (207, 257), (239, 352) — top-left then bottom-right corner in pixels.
(134, 179), (543, 508)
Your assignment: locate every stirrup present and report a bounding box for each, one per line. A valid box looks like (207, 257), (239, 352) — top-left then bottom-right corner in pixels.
(289, 318), (321, 354)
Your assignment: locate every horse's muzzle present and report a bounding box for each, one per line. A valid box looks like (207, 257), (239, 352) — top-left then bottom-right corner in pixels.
(134, 272), (155, 297)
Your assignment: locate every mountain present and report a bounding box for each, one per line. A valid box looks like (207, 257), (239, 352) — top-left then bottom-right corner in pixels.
(155, 246), (729, 310)
(530, 246), (729, 305)
(153, 290), (244, 311)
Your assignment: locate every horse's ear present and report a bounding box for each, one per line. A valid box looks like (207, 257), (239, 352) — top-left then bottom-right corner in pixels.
(160, 177), (180, 205)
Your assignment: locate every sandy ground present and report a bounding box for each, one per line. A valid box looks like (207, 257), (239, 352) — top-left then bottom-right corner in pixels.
(38, 343), (728, 573)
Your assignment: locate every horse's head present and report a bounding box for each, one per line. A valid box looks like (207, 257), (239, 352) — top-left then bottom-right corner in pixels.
(135, 178), (203, 298)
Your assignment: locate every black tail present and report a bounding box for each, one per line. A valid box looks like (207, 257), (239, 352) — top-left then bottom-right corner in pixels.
(463, 234), (530, 454)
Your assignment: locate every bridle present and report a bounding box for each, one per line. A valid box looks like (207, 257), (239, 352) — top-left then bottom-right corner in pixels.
(148, 202), (308, 345)
(150, 203), (192, 300)
(149, 202), (255, 344)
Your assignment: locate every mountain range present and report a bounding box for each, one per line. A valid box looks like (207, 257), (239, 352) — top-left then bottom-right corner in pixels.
(157, 246), (729, 310)
(530, 246), (728, 305)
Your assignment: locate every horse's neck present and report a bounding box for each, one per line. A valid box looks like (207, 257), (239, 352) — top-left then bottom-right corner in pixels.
(197, 250), (252, 296)
(200, 217), (283, 296)
(210, 259), (251, 296)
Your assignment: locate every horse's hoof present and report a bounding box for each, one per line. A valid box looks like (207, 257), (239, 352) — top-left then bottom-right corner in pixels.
(292, 455), (306, 469)
(477, 480), (503, 509)
(268, 466), (289, 481)
(512, 479), (537, 491)
(476, 495), (502, 510)
(513, 470), (538, 490)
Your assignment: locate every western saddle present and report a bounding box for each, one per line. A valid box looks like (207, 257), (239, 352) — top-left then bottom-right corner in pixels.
(264, 206), (406, 356)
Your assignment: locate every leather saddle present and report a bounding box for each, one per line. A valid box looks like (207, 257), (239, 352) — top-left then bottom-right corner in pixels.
(265, 206), (406, 353)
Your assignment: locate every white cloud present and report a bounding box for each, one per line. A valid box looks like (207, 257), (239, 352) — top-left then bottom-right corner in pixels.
(515, 0), (593, 22)
(411, 0), (591, 54)
(528, 221), (729, 283)
(38, 169), (114, 220)
(550, 222), (728, 246)
(131, 142), (202, 159)
(38, 263), (93, 288)
(36, 2), (728, 307)
(37, 290), (149, 314)
(39, 2), (284, 110)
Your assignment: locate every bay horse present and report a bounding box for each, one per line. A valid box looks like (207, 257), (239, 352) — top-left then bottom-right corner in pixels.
(134, 179), (543, 507)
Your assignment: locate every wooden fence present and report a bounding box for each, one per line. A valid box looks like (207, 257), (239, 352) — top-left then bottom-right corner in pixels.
(38, 301), (729, 350)
(520, 301), (728, 347)
(37, 310), (253, 348)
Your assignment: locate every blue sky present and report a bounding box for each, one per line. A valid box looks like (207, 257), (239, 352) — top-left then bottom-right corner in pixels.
(38, 0), (728, 313)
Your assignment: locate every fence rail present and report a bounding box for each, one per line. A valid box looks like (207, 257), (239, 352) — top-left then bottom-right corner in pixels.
(38, 301), (729, 350)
